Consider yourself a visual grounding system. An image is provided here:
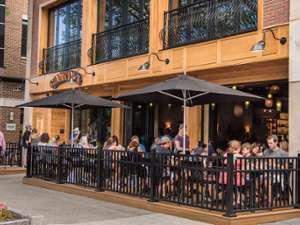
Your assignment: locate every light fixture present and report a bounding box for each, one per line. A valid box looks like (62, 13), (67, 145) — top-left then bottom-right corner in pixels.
(138, 52), (170, 71)
(245, 101), (250, 109)
(168, 103), (172, 109)
(267, 93), (273, 99)
(232, 86), (237, 90)
(149, 102), (153, 107)
(233, 104), (243, 117)
(211, 102), (216, 110)
(9, 112), (14, 121)
(138, 105), (142, 109)
(251, 28), (287, 52)
(270, 85), (280, 94)
(265, 99), (273, 108)
(276, 100), (282, 111)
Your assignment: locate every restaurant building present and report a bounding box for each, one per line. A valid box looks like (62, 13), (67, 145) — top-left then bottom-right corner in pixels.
(25, 0), (299, 154)
(0, 0), (28, 143)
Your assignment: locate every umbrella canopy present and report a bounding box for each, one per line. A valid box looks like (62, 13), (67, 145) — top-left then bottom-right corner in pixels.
(116, 74), (263, 153)
(18, 89), (128, 145)
(18, 89), (128, 109)
(117, 75), (263, 106)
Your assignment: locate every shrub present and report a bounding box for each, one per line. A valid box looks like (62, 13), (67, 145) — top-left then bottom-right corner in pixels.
(0, 202), (14, 222)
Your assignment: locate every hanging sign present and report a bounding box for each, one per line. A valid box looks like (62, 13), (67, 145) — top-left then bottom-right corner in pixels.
(49, 70), (83, 89)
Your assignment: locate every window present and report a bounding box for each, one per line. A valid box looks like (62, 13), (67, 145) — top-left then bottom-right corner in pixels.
(99, 0), (149, 31)
(48, 0), (82, 46)
(0, 0), (5, 67)
(21, 19), (28, 57)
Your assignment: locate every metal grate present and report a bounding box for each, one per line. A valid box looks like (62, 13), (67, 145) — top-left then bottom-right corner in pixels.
(92, 18), (149, 64)
(163, 0), (258, 49)
(42, 39), (82, 74)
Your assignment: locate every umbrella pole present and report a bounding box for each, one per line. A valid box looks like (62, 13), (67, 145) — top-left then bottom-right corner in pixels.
(71, 105), (74, 146)
(183, 90), (186, 154)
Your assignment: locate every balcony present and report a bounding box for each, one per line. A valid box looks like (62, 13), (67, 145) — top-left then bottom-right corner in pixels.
(41, 39), (82, 74)
(162, 0), (258, 49)
(92, 18), (149, 64)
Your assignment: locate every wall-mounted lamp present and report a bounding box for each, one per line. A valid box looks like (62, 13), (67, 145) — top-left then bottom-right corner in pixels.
(25, 78), (39, 86)
(251, 28), (287, 52)
(76, 67), (95, 77)
(138, 52), (170, 71)
(9, 112), (14, 121)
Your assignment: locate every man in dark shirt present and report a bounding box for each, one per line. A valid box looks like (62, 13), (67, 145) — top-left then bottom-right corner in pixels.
(22, 125), (32, 167)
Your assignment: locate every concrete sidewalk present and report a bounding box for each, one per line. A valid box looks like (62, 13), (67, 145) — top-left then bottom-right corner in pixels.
(0, 174), (210, 225)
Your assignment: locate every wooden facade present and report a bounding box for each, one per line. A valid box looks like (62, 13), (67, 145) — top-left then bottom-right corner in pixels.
(29, 0), (289, 146)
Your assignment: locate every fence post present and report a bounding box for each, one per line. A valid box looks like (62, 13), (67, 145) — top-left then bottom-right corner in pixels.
(295, 153), (300, 208)
(96, 148), (104, 192)
(56, 146), (63, 184)
(26, 144), (32, 178)
(224, 153), (236, 217)
(18, 142), (22, 167)
(148, 150), (158, 202)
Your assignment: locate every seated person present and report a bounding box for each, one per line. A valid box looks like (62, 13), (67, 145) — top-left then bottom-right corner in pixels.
(128, 135), (146, 152)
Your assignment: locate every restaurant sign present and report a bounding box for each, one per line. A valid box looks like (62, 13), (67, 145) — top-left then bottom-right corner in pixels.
(49, 70), (83, 89)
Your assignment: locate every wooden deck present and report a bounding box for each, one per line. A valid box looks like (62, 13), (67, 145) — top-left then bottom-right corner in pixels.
(0, 167), (25, 175)
(23, 177), (300, 225)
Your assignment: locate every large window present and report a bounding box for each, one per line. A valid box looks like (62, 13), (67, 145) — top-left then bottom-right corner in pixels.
(0, 0), (5, 67)
(98, 0), (149, 31)
(48, 0), (82, 46)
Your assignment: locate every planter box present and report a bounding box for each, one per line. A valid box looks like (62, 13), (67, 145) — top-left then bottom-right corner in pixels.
(0, 219), (30, 225)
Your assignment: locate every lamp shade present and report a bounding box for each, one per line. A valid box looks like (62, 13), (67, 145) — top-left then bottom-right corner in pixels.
(251, 40), (266, 52)
(138, 61), (150, 71)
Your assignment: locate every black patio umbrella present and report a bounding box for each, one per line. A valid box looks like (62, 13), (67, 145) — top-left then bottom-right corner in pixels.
(18, 89), (129, 145)
(116, 74), (263, 153)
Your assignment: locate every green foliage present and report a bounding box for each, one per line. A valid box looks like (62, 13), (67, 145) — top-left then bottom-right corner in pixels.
(0, 208), (14, 222)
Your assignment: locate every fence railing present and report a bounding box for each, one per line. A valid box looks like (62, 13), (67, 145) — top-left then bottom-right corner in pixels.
(41, 39), (82, 74)
(27, 146), (300, 216)
(0, 143), (22, 167)
(91, 19), (149, 64)
(162, 0), (258, 49)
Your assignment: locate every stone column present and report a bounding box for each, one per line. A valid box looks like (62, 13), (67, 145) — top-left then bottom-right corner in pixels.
(23, 0), (33, 131)
(289, 0), (300, 156)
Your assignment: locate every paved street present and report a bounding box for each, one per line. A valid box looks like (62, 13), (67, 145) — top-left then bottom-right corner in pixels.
(1, 174), (300, 225)
(0, 174), (210, 225)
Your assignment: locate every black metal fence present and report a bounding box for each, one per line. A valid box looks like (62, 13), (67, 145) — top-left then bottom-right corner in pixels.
(41, 39), (82, 74)
(0, 143), (22, 167)
(92, 19), (149, 64)
(27, 146), (300, 216)
(162, 0), (258, 49)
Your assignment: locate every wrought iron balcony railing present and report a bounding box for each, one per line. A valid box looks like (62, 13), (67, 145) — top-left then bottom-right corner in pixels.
(92, 18), (149, 64)
(41, 39), (82, 74)
(162, 0), (258, 49)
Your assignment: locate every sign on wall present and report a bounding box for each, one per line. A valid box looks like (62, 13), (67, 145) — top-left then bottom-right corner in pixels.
(6, 123), (16, 131)
(49, 70), (83, 89)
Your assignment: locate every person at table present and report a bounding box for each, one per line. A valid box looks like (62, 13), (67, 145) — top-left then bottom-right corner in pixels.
(174, 124), (190, 153)
(264, 135), (288, 158)
(263, 135), (288, 206)
(108, 135), (125, 151)
(251, 143), (263, 157)
(128, 135), (146, 152)
(157, 136), (173, 154)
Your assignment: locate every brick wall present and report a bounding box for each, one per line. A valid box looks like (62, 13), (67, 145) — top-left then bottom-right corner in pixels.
(264, 0), (290, 28)
(0, 80), (24, 99)
(0, 107), (23, 143)
(0, 0), (28, 79)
